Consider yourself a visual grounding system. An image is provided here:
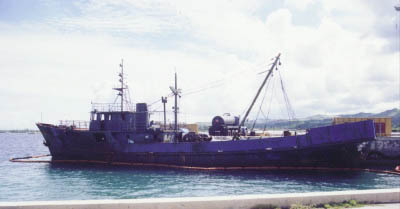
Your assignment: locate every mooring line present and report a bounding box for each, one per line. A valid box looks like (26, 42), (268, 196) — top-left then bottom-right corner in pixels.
(9, 155), (400, 175)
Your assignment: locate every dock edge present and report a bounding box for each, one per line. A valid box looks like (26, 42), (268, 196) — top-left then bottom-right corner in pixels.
(0, 188), (399, 209)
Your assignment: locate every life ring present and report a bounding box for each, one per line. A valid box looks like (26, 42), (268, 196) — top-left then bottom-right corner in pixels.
(395, 166), (400, 173)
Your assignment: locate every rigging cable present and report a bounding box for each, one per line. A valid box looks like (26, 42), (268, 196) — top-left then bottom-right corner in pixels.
(238, 58), (279, 126)
(182, 82), (225, 97)
(148, 93), (174, 107)
(278, 70), (296, 122)
(262, 73), (277, 132)
(251, 71), (273, 131)
(150, 59), (271, 108)
(183, 59), (271, 94)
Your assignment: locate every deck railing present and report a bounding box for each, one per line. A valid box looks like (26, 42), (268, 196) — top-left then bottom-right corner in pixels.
(91, 103), (134, 112)
(59, 120), (89, 130)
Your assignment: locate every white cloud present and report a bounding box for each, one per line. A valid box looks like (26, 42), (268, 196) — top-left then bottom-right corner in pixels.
(284, 0), (316, 11)
(0, 0), (398, 129)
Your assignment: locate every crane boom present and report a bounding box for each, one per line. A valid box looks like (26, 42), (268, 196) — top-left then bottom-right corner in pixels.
(238, 53), (281, 131)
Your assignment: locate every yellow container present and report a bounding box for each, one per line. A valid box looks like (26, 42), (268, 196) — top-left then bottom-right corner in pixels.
(183, 124), (199, 134)
(332, 117), (392, 136)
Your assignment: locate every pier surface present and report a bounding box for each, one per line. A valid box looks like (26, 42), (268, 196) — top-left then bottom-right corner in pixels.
(362, 204), (400, 209)
(0, 188), (399, 209)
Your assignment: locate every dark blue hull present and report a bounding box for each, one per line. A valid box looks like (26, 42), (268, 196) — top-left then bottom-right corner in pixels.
(37, 120), (376, 168)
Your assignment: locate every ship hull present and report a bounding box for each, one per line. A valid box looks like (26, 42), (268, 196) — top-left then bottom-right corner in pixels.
(37, 120), (376, 168)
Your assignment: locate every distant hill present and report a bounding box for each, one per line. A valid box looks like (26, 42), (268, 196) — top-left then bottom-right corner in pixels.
(339, 108), (399, 118)
(247, 108), (400, 130)
(197, 108), (400, 131)
(304, 114), (333, 120)
(0, 129), (39, 134)
(339, 112), (373, 118)
(338, 108), (400, 129)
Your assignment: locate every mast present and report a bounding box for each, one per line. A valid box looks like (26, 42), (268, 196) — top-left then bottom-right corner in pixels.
(120, 59), (124, 112)
(113, 59), (126, 112)
(238, 53), (281, 131)
(174, 72), (178, 132)
(169, 72), (180, 133)
(162, 96), (167, 129)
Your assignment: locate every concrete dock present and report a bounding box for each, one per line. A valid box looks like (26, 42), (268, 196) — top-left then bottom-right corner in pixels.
(0, 188), (399, 209)
(361, 203), (400, 209)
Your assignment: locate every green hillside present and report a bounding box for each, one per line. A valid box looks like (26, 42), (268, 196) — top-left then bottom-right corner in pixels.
(249, 108), (400, 130)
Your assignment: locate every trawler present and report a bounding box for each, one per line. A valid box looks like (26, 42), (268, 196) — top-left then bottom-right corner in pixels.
(37, 54), (376, 168)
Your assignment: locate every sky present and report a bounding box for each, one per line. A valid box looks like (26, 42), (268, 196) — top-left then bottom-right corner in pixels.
(0, 0), (399, 129)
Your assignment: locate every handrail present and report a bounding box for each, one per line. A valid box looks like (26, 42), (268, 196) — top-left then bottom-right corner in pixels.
(59, 120), (89, 130)
(91, 103), (134, 112)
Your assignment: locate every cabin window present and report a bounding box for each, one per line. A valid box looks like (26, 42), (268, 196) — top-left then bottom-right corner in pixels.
(101, 114), (105, 121)
(108, 114), (111, 120)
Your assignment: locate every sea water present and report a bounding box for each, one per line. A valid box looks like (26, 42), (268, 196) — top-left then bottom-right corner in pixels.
(0, 132), (399, 202)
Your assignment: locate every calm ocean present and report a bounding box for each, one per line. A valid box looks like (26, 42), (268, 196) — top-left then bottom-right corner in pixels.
(0, 132), (399, 202)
